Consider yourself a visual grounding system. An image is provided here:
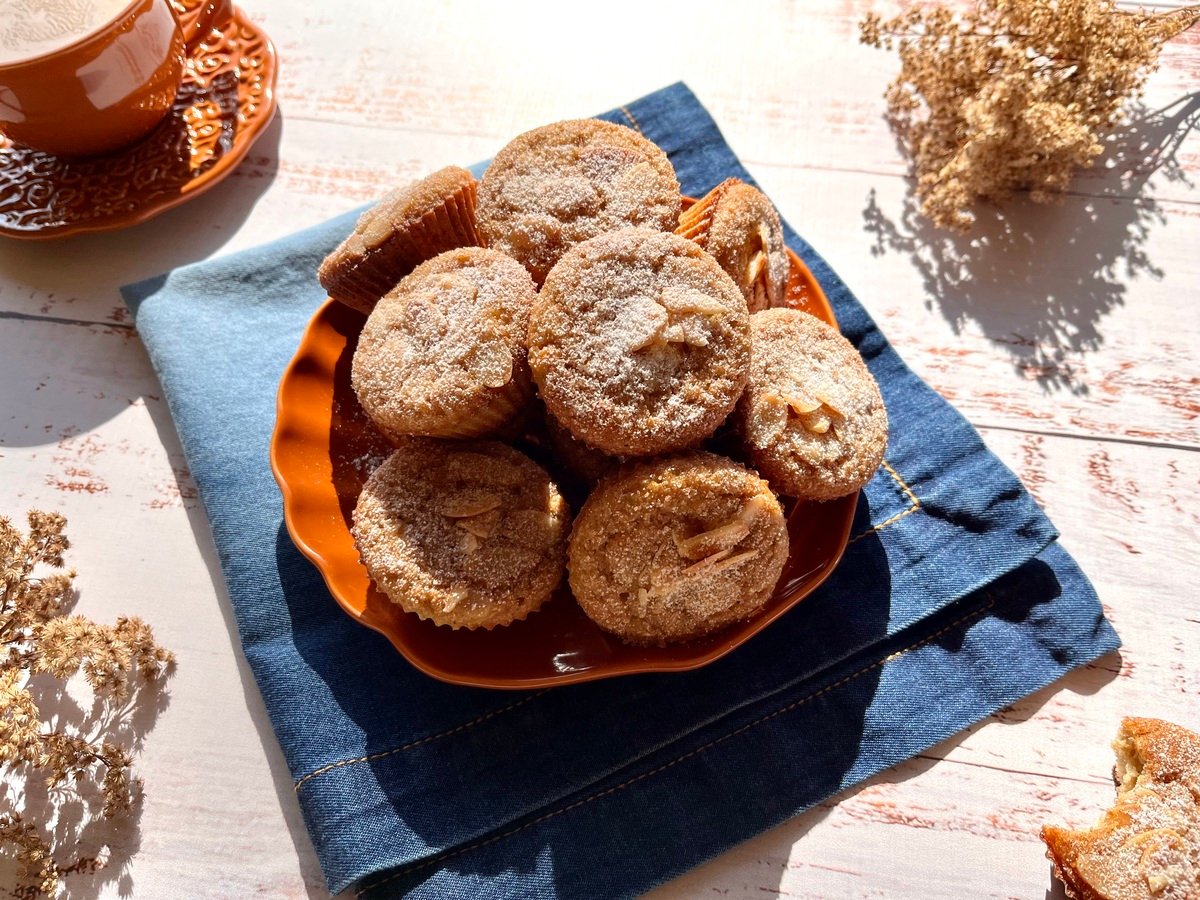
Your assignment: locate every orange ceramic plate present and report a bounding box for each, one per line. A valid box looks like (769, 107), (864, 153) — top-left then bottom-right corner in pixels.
(271, 210), (856, 689)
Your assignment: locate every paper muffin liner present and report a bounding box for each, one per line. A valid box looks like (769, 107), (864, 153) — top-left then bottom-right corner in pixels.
(319, 178), (481, 316)
(675, 177), (740, 246)
(431, 358), (535, 441)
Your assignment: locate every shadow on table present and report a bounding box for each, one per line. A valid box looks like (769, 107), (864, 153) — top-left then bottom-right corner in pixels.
(861, 92), (1200, 396)
(123, 393), (342, 899)
(303, 518), (891, 898)
(722, 562), (1121, 900)
(0, 619), (173, 896)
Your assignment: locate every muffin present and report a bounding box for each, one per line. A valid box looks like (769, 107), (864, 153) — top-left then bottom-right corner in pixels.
(528, 227), (751, 457)
(353, 438), (571, 629)
(1042, 718), (1200, 900)
(318, 166), (480, 315)
(676, 178), (789, 313)
(543, 409), (619, 489)
(352, 247), (537, 440)
(568, 452), (789, 645)
(735, 309), (887, 500)
(476, 119), (681, 284)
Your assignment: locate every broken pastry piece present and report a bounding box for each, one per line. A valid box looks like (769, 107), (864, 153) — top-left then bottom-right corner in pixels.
(528, 227), (751, 457)
(676, 177), (790, 313)
(1042, 717), (1200, 900)
(352, 438), (571, 629)
(567, 452), (789, 645)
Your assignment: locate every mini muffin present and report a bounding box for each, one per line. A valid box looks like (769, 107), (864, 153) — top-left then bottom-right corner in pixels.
(353, 438), (571, 629)
(568, 452), (789, 646)
(318, 166), (480, 314)
(543, 410), (619, 488)
(352, 247), (537, 440)
(735, 309), (887, 500)
(676, 178), (789, 313)
(476, 119), (681, 284)
(528, 227), (751, 457)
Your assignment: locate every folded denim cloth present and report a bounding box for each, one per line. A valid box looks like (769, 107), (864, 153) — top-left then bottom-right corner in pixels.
(122, 82), (1119, 899)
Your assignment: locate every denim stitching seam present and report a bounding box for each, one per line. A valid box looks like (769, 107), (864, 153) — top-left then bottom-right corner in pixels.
(293, 691), (549, 791)
(849, 460), (921, 545)
(357, 596), (995, 895)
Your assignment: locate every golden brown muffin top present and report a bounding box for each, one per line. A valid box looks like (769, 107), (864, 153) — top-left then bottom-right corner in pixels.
(736, 308), (887, 500)
(353, 438), (571, 629)
(318, 166), (477, 287)
(694, 180), (790, 313)
(567, 451), (789, 645)
(476, 119), (680, 283)
(528, 228), (751, 457)
(351, 247), (536, 439)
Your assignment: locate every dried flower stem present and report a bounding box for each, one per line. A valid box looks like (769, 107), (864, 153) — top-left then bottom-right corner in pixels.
(861, 0), (1200, 229)
(0, 511), (175, 896)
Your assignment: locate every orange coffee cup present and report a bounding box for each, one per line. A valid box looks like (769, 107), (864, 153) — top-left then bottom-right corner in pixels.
(0, 0), (232, 158)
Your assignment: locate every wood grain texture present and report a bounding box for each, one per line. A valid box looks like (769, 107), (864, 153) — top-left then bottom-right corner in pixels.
(0, 0), (1197, 897)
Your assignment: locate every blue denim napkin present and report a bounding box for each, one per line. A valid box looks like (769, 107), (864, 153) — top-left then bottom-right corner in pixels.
(122, 83), (1119, 899)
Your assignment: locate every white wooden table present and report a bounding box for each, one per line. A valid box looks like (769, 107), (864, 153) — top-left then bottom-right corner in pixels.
(2, 1), (1198, 896)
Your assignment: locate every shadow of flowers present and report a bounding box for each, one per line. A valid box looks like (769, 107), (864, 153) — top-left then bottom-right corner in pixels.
(862, 92), (1199, 395)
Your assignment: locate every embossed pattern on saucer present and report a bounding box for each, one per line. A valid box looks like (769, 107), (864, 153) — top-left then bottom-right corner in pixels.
(0, 1), (277, 240)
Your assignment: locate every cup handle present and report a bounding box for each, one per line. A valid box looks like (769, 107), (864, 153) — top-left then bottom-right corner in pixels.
(174, 0), (234, 54)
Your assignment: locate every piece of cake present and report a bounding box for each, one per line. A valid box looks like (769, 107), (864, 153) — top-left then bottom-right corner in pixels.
(734, 308), (887, 500)
(1042, 717), (1200, 900)
(318, 166), (480, 315)
(677, 178), (790, 312)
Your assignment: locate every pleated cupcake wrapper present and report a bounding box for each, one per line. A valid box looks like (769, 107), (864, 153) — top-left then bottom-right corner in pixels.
(386, 363), (534, 441)
(675, 177), (740, 246)
(327, 183), (482, 315)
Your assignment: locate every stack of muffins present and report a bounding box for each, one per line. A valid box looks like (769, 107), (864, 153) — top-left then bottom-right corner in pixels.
(317, 119), (888, 647)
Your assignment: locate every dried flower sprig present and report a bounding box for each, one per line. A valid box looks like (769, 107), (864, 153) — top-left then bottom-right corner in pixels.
(0, 510), (174, 896)
(861, 0), (1200, 229)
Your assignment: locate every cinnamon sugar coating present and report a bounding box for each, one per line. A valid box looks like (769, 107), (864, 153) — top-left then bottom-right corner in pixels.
(353, 438), (571, 630)
(318, 166), (480, 315)
(735, 309), (887, 500)
(528, 228), (751, 457)
(352, 247), (537, 440)
(1042, 717), (1200, 900)
(568, 452), (789, 645)
(677, 178), (790, 313)
(476, 120), (681, 284)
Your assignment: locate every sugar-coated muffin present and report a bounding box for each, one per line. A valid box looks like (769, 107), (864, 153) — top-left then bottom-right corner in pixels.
(352, 247), (537, 440)
(542, 409), (619, 488)
(528, 227), (751, 457)
(568, 452), (789, 645)
(476, 119), (680, 284)
(319, 166), (480, 315)
(735, 309), (887, 500)
(1042, 717), (1200, 900)
(353, 438), (571, 630)
(676, 178), (790, 313)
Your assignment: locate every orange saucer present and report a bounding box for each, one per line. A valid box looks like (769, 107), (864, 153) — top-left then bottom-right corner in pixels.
(0, 1), (277, 240)
(271, 213), (856, 689)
